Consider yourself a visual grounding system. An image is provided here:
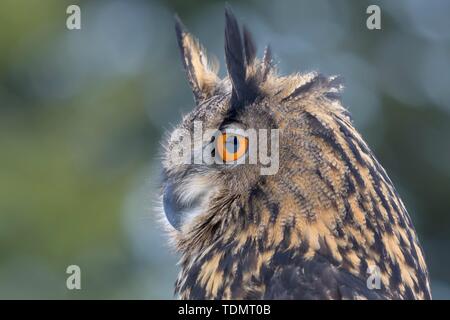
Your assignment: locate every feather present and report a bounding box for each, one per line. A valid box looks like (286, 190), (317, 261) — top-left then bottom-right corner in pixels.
(224, 6), (246, 108)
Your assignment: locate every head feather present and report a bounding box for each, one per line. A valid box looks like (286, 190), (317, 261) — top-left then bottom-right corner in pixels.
(224, 6), (268, 110)
(175, 14), (219, 103)
(224, 6), (247, 108)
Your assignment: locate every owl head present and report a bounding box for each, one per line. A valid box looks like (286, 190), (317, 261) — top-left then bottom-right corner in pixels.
(161, 7), (345, 253)
(159, 8), (431, 300)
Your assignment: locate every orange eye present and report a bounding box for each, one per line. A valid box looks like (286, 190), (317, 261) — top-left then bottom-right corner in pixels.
(216, 133), (248, 162)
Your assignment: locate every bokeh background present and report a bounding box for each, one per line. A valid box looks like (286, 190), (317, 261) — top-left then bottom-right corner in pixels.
(0, 0), (449, 299)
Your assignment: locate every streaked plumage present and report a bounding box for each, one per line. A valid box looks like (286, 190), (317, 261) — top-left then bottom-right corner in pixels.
(160, 7), (432, 300)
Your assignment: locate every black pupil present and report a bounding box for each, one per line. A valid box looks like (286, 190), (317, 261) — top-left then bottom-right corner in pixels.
(210, 136), (216, 157)
(233, 136), (238, 152)
(225, 136), (238, 153)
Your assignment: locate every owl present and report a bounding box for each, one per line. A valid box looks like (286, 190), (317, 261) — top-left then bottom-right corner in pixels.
(160, 7), (432, 300)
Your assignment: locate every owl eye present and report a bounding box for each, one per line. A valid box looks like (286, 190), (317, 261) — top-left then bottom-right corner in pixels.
(216, 133), (248, 162)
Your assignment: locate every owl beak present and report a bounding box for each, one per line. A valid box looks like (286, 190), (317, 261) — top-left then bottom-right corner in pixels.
(163, 181), (206, 231)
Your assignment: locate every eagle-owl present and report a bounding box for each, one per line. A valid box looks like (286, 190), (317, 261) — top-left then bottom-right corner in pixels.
(160, 8), (432, 300)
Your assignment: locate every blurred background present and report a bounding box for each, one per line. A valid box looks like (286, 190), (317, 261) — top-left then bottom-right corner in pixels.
(0, 0), (449, 299)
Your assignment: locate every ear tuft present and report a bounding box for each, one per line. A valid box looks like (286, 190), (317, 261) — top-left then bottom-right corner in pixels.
(175, 14), (219, 103)
(224, 7), (246, 107)
(261, 45), (273, 81)
(243, 25), (256, 65)
(224, 6), (261, 109)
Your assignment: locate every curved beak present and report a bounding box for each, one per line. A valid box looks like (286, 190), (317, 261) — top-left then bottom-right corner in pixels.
(163, 182), (184, 231)
(163, 179), (210, 231)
